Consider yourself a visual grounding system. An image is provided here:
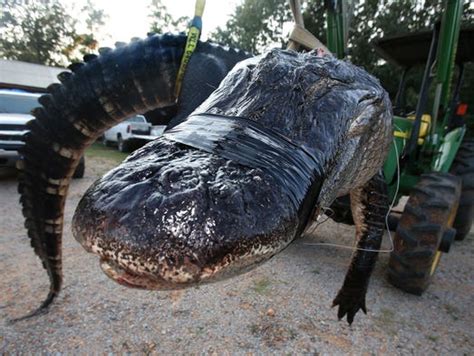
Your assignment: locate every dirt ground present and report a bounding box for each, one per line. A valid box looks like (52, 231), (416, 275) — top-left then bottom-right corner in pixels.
(1, 154), (473, 354)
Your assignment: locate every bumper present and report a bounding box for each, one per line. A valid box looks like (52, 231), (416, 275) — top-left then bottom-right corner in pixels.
(0, 149), (20, 167)
(129, 134), (159, 143)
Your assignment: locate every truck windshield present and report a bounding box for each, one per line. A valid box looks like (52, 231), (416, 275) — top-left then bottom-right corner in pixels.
(0, 91), (41, 114)
(126, 116), (146, 123)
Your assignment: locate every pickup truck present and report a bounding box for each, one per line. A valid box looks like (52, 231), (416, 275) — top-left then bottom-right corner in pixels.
(0, 90), (85, 177)
(103, 115), (156, 152)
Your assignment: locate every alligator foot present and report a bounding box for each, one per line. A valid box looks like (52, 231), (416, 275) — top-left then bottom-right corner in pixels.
(332, 286), (367, 325)
(333, 171), (389, 324)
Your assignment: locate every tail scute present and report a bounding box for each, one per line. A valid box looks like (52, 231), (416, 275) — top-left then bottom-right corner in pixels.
(17, 34), (187, 318)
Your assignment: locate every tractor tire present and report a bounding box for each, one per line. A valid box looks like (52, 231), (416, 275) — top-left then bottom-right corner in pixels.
(450, 137), (474, 240)
(388, 172), (461, 295)
(386, 213), (401, 232)
(72, 156), (85, 179)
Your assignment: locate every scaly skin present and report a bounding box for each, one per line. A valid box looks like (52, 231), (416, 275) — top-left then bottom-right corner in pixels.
(18, 37), (392, 324)
(332, 171), (389, 324)
(16, 34), (248, 318)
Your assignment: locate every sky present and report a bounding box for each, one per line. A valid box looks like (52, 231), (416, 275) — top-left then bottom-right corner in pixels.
(86, 0), (241, 47)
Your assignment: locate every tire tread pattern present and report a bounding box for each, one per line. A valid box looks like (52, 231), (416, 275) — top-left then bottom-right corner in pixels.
(388, 173), (461, 295)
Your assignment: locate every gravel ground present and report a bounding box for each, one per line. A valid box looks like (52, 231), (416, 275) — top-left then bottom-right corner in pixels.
(1, 155), (473, 354)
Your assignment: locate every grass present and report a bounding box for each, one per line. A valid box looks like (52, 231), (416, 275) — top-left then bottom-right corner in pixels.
(375, 307), (399, 336)
(374, 307), (415, 338)
(252, 278), (272, 295)
(378, 307), (395, 324)
(85, 142), (129, 164)
(444, 303), (460, 321)
(250, 324), (261, 335)
(195, 326), (206, 336)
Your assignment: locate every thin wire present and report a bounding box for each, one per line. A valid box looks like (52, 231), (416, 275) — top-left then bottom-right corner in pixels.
(305, 206), (334, 235)
(303, 137), (401, 253)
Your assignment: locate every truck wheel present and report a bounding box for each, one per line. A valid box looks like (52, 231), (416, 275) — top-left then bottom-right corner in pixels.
(450, 137), (474, 240)
(388, 173), (461, 295)
(117, 136), (130, 153)
(73, 156), (85, 179)
(102, 137), (112, 147)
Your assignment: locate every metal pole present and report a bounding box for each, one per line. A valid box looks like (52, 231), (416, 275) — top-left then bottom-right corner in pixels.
(325, 0), (345, 58)
(435, 0), (464, 130)
(394, 67), (409, 114)
(403, 25), (439, 161)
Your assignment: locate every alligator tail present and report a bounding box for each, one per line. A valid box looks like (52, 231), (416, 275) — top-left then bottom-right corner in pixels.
(16, 34), (189, 318)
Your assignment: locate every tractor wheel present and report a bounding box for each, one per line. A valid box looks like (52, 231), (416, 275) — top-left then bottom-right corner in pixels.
(450, 137), (474, 240)
(388, 173), (461, 295)
(386, 213), (401, 231)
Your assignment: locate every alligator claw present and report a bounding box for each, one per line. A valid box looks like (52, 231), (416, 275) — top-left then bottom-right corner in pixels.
(332, 288), (367, 325)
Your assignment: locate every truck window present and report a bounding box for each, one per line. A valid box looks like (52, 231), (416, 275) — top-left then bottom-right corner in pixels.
(126, 115), (147, 123)
(0, 91), (41, 114)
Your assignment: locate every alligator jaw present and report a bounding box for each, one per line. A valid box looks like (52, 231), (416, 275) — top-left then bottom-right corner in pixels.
(97, 253), (262, 291)
(75, 213), (298, 291)
(99, 258), (183, 290)
(94, 240), (294, 291)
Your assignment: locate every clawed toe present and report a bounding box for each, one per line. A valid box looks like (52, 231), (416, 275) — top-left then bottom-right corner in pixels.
(332, 289), (367, 325)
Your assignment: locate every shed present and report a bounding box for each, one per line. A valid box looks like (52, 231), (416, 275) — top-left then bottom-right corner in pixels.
(0, 59), (66, 93)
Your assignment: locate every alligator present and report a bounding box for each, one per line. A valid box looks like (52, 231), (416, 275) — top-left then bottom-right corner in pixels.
(17, 33), (392, 324)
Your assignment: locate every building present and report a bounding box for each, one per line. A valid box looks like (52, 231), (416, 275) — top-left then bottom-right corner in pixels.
(0, 59), (66, 93)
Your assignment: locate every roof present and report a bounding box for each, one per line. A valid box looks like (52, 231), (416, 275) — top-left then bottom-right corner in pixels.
(371, 25), (474, 67)
(0, 59), (67, 92)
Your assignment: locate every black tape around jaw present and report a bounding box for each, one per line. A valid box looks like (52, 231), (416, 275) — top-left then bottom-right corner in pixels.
(164, 113), (324, 234)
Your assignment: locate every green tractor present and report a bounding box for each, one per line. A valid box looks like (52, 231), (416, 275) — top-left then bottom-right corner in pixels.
(371, 1), (473, 294)
(324, 0), (473, 295)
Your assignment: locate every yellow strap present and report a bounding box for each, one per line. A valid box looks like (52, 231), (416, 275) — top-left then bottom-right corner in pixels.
(174, 0), (206, 99)
(174, 27), (200, 98)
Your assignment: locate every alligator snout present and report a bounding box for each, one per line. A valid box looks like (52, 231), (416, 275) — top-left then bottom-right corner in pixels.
(72, 139), (300, 289)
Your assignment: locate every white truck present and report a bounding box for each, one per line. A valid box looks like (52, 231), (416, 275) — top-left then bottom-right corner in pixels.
(103, 115), (164, 152)
(102, 115), (151, 152)
(0, 90), (85, 177)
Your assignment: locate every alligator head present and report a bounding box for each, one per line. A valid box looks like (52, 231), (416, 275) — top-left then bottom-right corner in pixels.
(72, 49), (392, 291)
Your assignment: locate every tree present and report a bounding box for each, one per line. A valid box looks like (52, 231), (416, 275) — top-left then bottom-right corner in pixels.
(148, 0), (189, 34)
(211, 0), (291, 53)
(62, 0), (108, 62)
(0, 0), (107, 66)
(210, 0), (473, 116)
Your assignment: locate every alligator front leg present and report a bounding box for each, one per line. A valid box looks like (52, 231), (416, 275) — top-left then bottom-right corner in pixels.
(332, 171), (389, 324)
